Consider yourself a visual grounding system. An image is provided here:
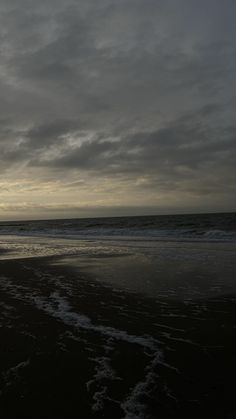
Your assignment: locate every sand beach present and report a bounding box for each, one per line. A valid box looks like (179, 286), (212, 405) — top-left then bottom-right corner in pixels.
(0, 233), (235, 418)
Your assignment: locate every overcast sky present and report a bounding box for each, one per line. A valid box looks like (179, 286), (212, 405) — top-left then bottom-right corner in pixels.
(0, 0), (235, 219)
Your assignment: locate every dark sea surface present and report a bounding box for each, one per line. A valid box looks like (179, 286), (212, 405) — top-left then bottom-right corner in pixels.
(0, 212), (236, 241)
(0, 213), (235, 418)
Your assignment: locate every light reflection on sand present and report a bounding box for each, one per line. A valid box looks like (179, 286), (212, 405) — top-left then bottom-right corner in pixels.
(0, 234), (236, 300)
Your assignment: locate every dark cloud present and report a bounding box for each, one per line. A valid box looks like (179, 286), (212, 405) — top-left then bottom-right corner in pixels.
(0, 0), (235, 215)
(29, 109), (235, 199)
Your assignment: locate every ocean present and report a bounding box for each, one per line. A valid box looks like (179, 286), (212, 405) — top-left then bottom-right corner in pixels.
(0, 212), (236, 241)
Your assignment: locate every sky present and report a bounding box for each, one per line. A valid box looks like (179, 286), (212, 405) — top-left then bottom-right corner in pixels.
(0, 0), (235, 220)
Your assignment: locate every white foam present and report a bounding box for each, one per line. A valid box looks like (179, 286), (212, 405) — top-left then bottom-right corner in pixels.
(121, 352), (162, 419)
(87, 356), (121, 412)
(33, 291), (160, 351)
(3, 359), (30, 386)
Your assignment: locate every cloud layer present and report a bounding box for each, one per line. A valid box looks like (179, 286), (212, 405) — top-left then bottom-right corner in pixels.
(0, 0), (235, 218)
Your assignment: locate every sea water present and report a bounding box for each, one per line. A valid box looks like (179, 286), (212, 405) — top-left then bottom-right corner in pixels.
(0, 213), (235, 300)
(0, 212), (235, 241)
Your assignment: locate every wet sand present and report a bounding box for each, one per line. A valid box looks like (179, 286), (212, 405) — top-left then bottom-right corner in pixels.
(0, 251), (236, 418)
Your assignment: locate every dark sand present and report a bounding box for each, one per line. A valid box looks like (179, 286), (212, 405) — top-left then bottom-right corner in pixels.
(0, 253), (236, 418)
